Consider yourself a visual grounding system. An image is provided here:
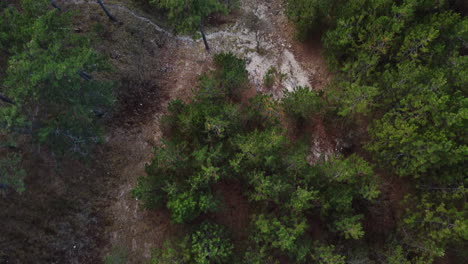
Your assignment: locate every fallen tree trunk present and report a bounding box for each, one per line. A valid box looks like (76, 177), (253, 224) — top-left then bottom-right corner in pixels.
(97, 0), (118, 22)
(78, 71), (93, 81)
(50, 0), (61, 11)
(200, 22), (210, 51)
(0, 93), (15, 105)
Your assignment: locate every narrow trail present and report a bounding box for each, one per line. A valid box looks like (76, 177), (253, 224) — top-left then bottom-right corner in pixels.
(66, 0), (246, 42)
(66, 0), (324, 95)
(67, 0), (189, 40)
(107, 4), (192, 41)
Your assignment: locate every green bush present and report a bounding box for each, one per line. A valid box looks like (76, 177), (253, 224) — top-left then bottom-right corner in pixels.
(191, 222), (234, 264)
(148, 0), (228, 35)
(286, 0), (468, 261)
(135, 52), (380, 263)
(133, 53), (247, 223)
(0, 0), (114, 157)
(149, 239), (191, 264)
(241, 94), (281, 131)
(263, 66), (276, 88)
(251, 214), (308, 259)
(286, 0), (340, 40)
(311, 243), (345, 264)
(282, 86), (322, 124)
(213, 53), (249, 100)
(0, 0), (114, 194)
(149, 222), (233, 264)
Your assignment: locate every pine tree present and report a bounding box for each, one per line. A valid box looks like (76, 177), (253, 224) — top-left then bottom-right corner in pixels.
(0, 0), (114, 193)
(1, 0), (114, 157)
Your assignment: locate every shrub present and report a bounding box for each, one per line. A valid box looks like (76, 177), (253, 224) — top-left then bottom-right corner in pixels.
(311, 243), (345, 264)
(149, 239), (191, 264)
(241, 94), (281, 130)
(191, 222), (234, 264)
(0, 0), (114, 157)
(104, 246), (128, 264)
(286, 0), (340, 40)
(263, 66), (276, 88)
(282, 86), (322, 124)
(135, 52), (380, 263)
(213, 53), (249, 100)
(149, 222), (233, 264)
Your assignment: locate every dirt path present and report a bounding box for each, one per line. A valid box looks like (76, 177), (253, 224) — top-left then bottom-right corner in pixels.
(64, 0), (335, 262)
(102, 42), (212, 262)
(70, 0), (329, 94)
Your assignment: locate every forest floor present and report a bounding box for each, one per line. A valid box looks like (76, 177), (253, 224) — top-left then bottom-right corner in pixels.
(0, 1), (335, 263)
(88, 0), (337, 262)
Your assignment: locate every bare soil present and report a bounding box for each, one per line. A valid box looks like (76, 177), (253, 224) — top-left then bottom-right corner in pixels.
(210, 181), (251, 242)
(102, 40), (213, 263)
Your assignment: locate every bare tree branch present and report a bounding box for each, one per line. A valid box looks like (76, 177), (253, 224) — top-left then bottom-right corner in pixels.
(97, 0), (118, 22)
(50, 0), (61, 11)
(0, 93), (15, 105)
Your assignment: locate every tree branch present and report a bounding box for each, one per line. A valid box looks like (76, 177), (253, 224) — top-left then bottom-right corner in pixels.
(200, 22), (210, 51)
(0, 93), (15, 105)
(50, 0), (61, 11)
(78, 71), (93, 81)
(97, 0), (118, 22)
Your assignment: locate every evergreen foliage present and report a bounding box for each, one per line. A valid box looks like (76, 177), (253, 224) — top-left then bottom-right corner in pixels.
(135, 53), (379, 263)
(150, 222), (233, 264)
(1, 0), (114, 155)
(149, 238), (192, 264)
(148, 0), (229, 35)
(286, 0), (339, 39)
(0, 0), (114, 192)
(191, 222), (234, 264)
(1, 0), (463, 261)
(282, 86), (322, 124)
(287, 0), (467, 261)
